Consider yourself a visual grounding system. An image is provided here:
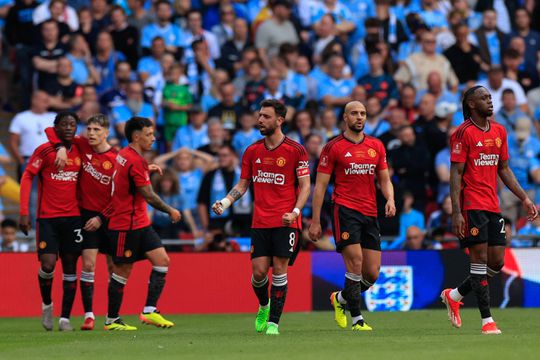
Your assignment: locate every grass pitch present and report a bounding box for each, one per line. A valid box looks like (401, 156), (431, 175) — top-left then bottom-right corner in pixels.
(0, 309), (538, 360)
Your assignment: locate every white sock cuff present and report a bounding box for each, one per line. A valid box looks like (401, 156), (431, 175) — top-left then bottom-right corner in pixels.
(80, 271), (95, 283)
(470, 263), (487, 275)
(345, 272), (362, 282)
(360, 278), (374, 287)
(251, 275), (269, 287)
(111, 273), (128, 285)
(152, 266), (168, 274)
(487, 267), (499, 278)
(272, 273), (288, 286)
(63, 274), (77, 282)
(38, 269), (54, 279)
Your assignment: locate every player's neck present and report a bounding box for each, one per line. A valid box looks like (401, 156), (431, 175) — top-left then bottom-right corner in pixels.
(470, 115), (489, 131)
(129, 143), (143, 154)
(264, 131), (285, 150)
(343, 129), (365, 144)
(93, 141), (111, 154)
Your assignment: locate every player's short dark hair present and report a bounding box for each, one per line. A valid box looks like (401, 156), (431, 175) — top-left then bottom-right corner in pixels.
(260, 99), (287, 119)
(87, 113), (110, 128)
(1, 218), (17, 229)
(462, 85), (484, 119)
(54, 111), (79, 126)
(125, 116), (153, 143)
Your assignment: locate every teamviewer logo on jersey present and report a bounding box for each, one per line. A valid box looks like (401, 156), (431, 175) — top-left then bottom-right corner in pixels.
(252, 170), (285, 185)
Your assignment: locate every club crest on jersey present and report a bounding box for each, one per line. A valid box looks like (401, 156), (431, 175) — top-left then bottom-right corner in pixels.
(368, 148), (377, 158)
(102, 161), (113, 170)
(276, 157), (286, 167)
(470, 227), (479, 236)
(75, 157), (81, 166)
(320, 155), (329, 167)
(32, 158), (42, 168)
(453, 142), (462, 154)
(495, 137), (502, 148)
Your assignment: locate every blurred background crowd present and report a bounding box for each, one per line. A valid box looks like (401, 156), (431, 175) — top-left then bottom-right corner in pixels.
(1, 0), (540, 253)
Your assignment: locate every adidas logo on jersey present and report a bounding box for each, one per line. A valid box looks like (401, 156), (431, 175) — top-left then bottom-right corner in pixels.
(86, 154), (93, 160)
(345, 152), (352, 158)
(255, 158), (261, 164)
(476, 141), (483, 147)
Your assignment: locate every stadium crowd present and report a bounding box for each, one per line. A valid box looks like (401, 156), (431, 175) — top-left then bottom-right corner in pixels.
(1, 0), (540, 252)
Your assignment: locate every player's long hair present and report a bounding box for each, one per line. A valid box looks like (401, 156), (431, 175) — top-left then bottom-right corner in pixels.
(461, 85), (484, 120)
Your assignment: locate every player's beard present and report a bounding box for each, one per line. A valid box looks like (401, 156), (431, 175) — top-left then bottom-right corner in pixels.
(347, 122), (364, 134)
(259, 124), (277, 136)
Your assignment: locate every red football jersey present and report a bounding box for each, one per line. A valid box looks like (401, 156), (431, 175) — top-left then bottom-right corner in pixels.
(450, 119), (509, 213)
(20, 143), (81, 218)
(45, 128), (117, 213)
(108, 146), (152, 231)
(241, 137), (310, 229)
(317, 134), (387, 217)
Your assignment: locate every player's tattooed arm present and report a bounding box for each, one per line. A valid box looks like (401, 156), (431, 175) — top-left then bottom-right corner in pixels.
(138, 185), (172, 213)
(227, 179), (251, 202)
(450, 162), (466, 238)
(228, 188), (243, 201)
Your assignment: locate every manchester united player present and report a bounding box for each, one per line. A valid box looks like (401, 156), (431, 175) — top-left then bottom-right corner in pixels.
(308, 101), (395, 331)
(19, 112), (82, 331)
(441, 86), (537, 334)
(46, 114), (118, 331)
(211, 99), (311, 335)
(105, 116), (181, 331)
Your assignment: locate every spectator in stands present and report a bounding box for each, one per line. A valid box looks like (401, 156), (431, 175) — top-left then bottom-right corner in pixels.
(310, 0), (355, 36)
(417, 71), (460, 108)
(92, 30), (126, 95)
(510, 8), (540, 80)
(76, 100), (100, 134)
(77, 7), (99, 55)
(137, 36), (166, 83)
(257, 68), (291, 110)
(150, 169), (185, 239)
(217, 18), (251, 79)
(414, 93), (437, 131)
(390, 191), (426, 250)
(211, 3), (236, 47)
(287, 110), (314, 145)
(311, 14), (338, 65)
(186, 38), (216, 100)
(183, 9), (220, 60)
(275, 45), (307, 109)
(66, 34), (100, 85)
(242, 59), (266, 111)
(388, 125), (431, 212)
(451, 0), (482, 31)
(398, 13), (431, 62)
(89, 0), (110, 30)
(197, 144), (252, 250)
(141, 0), (183, 56)
(99, 60), (132, 112)
(373, 0), (408, 52)
(41, 57), (82, 112)
(364, 96), (390, 137)
(162, 63), (192, 148)
(427, 194), (454, 248)
(434, 127), (455, 204)
(471, 9), (507, 67)
(197, 118), (226, 157)
(358, 49), (398, 109)
(127, 0), (153, 32)
(200, 68), (229, 113)
(318, 55), (355, 109)
(318, 108), (340, 142)
(496, 89), (529, 138)
(0, 219), (29, 252)
(110, 80), (154, 143)
(503, 46), (538, 93)
(477, 65), (528, 113)
(395, 30), (459, 92)
(32, 19), (67, 91)
(208, 81), (244, 131)
(110, 5), (139, 69)
(443, 22), (486, 87)
(171, 105), (209, 151)
(403, 226), (428, 250)
(33, 0), (78, 32)
(231, 47), (258, 98)
(5, 0), (39, 107)
(396, 84), (419, 124)
(379, 108), (408, 150)
(515, 210), (540, 247)
(255, 0), (298, 69)
(415, 0), (448, 32)
(501, 118), (540, 224)
(232, 111), (262, 158)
